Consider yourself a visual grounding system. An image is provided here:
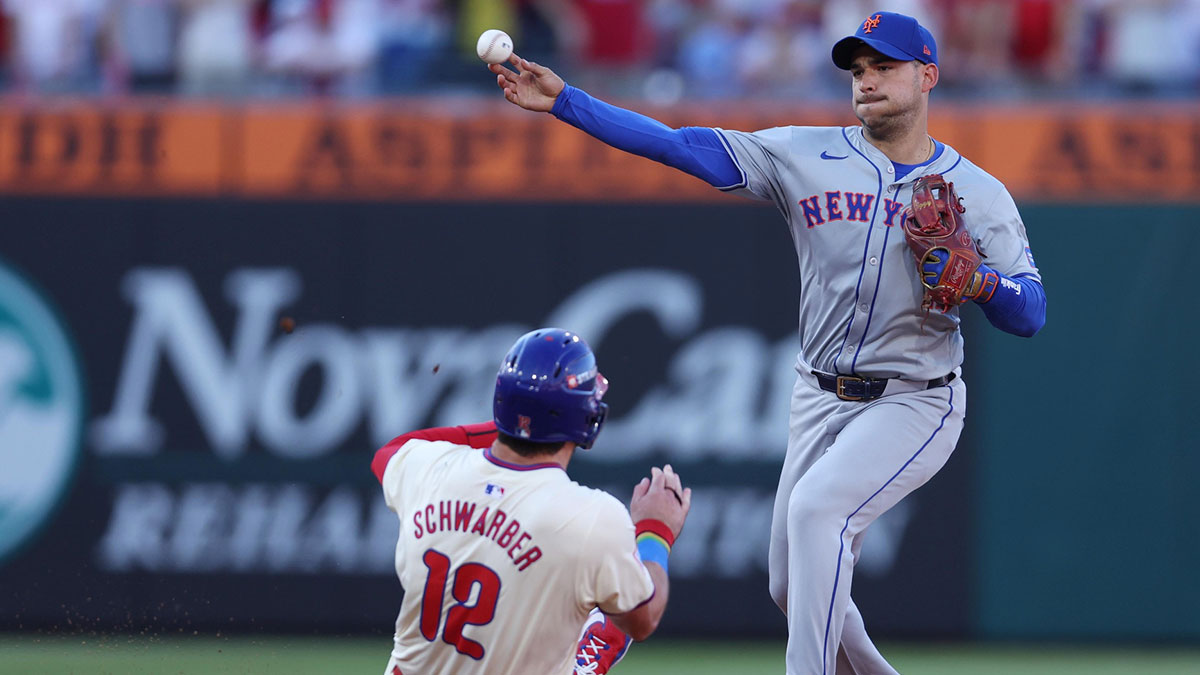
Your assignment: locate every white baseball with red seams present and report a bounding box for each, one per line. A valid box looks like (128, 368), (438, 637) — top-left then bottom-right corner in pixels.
(476, 29), (513, 65)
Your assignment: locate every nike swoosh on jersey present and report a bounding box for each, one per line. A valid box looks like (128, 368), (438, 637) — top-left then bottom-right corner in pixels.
(820, 151), (849, 160)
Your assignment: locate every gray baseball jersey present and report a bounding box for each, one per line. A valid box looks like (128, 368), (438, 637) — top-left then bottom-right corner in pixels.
(715, 123), (1038, 675)
(716, 124), (1040, 380)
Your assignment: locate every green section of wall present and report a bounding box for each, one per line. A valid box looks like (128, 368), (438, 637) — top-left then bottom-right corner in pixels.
(969, 205), (1200, 639)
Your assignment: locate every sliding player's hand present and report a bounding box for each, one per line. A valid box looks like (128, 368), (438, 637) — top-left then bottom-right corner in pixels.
(630, 464), (691, 539)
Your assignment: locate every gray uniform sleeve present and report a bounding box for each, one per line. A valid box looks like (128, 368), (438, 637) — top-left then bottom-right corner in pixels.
(973, 186), (1041, 282)
(715, 127), (796, 216)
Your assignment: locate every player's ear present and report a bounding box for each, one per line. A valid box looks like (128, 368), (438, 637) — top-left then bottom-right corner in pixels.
(920, 62), (939, 92)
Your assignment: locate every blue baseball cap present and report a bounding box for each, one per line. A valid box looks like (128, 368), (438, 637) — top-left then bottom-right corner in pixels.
(832, 11), (938, 70)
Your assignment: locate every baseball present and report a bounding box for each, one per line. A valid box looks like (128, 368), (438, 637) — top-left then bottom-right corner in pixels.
(476, 29), (513, 65)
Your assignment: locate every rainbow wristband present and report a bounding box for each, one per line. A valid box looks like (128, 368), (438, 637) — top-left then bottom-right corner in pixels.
(635, 519), (674, 574)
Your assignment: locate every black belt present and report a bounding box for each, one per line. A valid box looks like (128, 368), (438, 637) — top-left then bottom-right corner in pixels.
(812, 371), (955, 402)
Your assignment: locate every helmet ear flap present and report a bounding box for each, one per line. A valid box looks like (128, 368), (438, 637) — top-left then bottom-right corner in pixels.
(577, 401), (609, 449)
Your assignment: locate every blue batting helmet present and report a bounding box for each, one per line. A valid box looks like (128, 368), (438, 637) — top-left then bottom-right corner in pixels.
(493, 328), (609, 449)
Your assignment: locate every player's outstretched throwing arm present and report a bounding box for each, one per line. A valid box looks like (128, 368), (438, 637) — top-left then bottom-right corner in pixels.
(612, 464), (691, 641)
(490, 55), (743, 190)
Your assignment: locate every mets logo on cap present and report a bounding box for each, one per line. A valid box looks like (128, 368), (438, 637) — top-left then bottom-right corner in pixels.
(0, 258), (84, 566)
(833, 11), (939, 70)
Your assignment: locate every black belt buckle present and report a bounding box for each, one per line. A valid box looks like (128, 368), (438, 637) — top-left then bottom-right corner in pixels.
(836, 375), (875, 401)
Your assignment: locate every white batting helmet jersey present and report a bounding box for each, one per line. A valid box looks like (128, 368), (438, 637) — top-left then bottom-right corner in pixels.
(378, 437), (654, 675)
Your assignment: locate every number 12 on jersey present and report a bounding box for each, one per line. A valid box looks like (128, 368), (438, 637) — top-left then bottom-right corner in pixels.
(420, 549), (503, 660)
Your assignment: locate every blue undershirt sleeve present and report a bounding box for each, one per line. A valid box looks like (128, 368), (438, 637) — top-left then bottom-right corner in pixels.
(549, 84), (743, 189)
(974, 265), (1046, 337)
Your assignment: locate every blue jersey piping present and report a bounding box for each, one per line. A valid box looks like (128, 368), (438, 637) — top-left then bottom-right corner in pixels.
(833, 127), (884, 374)
(849, 145), (961, 371)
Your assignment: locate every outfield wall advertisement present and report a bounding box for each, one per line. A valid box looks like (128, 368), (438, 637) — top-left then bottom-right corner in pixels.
(0, 101), (1197, 203)
(0, 197), (971, 638)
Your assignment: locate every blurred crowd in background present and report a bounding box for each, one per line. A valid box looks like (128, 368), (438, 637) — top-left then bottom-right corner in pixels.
(1, 0), (1198, 102)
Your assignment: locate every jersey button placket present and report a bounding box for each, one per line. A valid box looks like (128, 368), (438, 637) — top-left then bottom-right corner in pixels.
(838, 177), (887, 372)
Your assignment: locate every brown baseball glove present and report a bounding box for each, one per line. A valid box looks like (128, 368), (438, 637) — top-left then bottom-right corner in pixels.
(902, 174), (987, 313)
